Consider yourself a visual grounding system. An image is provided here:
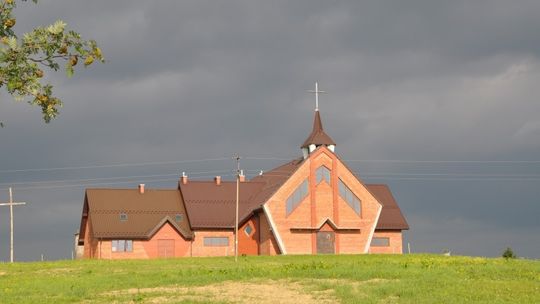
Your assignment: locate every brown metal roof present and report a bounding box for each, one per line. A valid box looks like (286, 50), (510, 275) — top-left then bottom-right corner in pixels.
(84, 189), (193, 239)
(249, 158), (305, 205)
(179, 181), (266, 229)
(301, 110), (336, 148)
(366, 184), (409, 230)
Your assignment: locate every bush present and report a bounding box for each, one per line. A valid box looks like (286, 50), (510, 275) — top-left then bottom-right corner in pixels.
(502, 247), (516, 259)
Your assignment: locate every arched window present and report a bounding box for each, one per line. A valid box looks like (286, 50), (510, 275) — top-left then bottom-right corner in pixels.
(286, 179), (309, 216)
(338, 178), (361, 215)
(316, 166), (331, 184)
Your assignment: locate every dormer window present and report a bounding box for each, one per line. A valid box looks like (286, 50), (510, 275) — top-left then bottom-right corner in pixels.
(316, 166), (331, 184)
(119, 213), (128, 221)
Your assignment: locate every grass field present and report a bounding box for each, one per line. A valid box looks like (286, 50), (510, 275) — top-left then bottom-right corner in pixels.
(0, 254), (539, 303)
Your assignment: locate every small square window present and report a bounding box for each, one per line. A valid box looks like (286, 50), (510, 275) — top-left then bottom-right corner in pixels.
(119, 213), (128, 221)
(244, 225), (253, 236)
(175, 214), (183, 222)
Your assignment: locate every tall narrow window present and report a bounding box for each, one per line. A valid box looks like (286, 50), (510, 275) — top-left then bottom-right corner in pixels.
(316, 166), (331, 184)
(286, 179), (309, 216)
(338, 179), (361, 215)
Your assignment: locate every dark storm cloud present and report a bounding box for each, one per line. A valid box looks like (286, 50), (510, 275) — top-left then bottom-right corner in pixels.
(1, 0), (539, 260)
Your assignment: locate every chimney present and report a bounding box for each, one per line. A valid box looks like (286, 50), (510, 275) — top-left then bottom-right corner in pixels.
(181, 172), (188, 185)
(239, 169), (246, 182)
(214, 176), (221, 186)
(138, 184), (145, 194)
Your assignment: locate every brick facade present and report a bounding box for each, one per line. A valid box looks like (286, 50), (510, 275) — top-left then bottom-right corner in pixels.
(369, 230), (403, 254)
(265, 147), (385, 255)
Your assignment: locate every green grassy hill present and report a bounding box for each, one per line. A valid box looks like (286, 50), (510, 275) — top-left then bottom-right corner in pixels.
(0, 254), (538, 303)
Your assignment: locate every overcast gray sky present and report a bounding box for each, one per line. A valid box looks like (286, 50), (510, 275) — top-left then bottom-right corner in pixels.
(1, 0), (539, 261)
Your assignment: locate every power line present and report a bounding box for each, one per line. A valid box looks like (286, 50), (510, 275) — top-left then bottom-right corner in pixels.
(0, 173), (237, 191)
(342, 159), (540, 164)
(2, 156), (540, 175)
(0, 169), (234, 187)
(0, 157), (231, 174)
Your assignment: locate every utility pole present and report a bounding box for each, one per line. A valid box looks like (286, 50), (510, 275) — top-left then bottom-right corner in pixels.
(234, 154), (241, 262)
(0, 187), (26, 263)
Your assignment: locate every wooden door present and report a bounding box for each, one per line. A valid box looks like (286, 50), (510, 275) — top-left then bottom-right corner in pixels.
(157, 239), (175, 258)
(316, 232), (335, 254)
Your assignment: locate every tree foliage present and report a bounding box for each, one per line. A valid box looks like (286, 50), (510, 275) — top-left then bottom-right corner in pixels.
(502, 247), (516, 260)
(0, 0), (104, 124)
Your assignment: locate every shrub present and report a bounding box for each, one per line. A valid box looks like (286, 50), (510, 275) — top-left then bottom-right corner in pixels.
(502, 247), (516, 259)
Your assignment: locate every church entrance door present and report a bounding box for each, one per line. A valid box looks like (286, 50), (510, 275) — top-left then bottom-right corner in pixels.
(316, 231), (335, 254)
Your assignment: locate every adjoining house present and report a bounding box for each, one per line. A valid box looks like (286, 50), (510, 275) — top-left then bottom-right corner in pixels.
(77, 107), (408, 259)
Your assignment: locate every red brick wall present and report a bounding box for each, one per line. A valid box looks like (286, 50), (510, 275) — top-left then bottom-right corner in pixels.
(265, 146), (382, 255)
(369, 230), (403, 254)
(191, 230), (234, 257)
(140, 223), (191, 258)
(258, 212), (279, 255)
(83, 216), (100, 258)
(85, 222), (192, 259)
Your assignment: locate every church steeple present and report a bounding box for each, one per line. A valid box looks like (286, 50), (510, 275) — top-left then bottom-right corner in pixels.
(301, 82), (336, 159)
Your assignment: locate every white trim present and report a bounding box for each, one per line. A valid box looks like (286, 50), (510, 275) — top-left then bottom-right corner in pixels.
(263, 204), (287, 255)
(364, 203), (382, 253)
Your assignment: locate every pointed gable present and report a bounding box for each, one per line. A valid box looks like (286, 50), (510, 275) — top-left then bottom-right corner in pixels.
(301, 110), (336, 148)
(84, 189), (193, 239)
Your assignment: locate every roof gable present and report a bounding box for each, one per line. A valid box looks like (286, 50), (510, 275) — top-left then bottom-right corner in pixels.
(85, 189), (193, 239)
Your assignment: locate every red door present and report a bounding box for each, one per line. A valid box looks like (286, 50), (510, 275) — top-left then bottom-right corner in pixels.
(157, 239), (175, 258)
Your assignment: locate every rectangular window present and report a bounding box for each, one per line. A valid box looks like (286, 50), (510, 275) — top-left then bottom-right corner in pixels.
(371, 237), (390, 247)
(203, 237), (229, 247)
(112, 240), (133, 252)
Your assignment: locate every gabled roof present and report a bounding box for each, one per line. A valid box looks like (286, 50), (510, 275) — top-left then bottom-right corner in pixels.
(301, 110), (336, 148)
(84, 189), (193, 239)
(179, 181), (266, 229)
(366, 184), (409, 230)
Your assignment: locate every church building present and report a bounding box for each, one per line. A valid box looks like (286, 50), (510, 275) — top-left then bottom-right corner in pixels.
(77, 90), (409, 259)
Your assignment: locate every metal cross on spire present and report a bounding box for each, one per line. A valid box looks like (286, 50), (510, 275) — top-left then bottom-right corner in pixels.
(308, 82), (326, 111)
(0, 187), (26, 263)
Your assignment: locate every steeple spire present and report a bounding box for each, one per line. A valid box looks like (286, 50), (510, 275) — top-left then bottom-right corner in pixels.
(301, 82), (336, 158)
